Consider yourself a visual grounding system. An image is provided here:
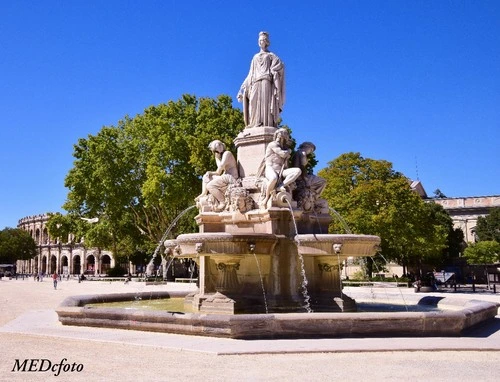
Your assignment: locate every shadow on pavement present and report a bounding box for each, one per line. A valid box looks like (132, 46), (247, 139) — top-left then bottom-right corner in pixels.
(463, 317), (500, 338)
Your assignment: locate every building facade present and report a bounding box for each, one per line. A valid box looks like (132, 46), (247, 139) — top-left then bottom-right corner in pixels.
(16, 214), (114, 276)
(433, 195), (500, 243)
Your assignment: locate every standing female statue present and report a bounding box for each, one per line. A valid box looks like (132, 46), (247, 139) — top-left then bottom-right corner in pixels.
(237, 31), (285, 128)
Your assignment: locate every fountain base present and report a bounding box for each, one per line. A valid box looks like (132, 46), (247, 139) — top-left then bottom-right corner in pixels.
(56, 291), (498, 339)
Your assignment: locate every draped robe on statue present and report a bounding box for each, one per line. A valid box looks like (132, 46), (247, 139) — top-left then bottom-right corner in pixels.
(240, 51), (285, 128)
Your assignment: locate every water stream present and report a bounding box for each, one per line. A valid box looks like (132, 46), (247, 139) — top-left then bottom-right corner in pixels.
(312, 211), (322, 234)
(377, 253), (409, 311)
(329, 208), (352, 234)
(133, 205), (197, 303)
(251, 251), (269, 314)
(361, 254), (409, 312)
(285, 199), (313, 313)
(145, 205), (197, 277)
(335, 250), (344, 299)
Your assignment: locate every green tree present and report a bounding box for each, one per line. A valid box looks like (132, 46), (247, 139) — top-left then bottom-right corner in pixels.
(46, 212), (78, 244)
(425, 202), (465, 264)
(0, 228), (37, 264)
(63, 94), (243, 259)
(463, 241), (500, 265)
(463, 240), (500, 287)
(318, 152), (448, 275)
(475, 207), (500, 242)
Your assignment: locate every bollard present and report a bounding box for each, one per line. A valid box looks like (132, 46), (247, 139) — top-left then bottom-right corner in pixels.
(494, 284), (497, 294)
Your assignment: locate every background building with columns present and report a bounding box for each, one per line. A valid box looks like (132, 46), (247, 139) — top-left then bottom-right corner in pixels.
(433, 195), (500, 243)
(16, 213), (114, 276)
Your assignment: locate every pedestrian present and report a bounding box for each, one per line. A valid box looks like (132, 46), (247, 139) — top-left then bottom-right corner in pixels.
(52, 272), (58, 290)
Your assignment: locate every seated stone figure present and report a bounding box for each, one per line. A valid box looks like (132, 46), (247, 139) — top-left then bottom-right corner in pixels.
(258, 128), (301, 208)
(196, 140), (238, 212)
(292, 141), (328, 213)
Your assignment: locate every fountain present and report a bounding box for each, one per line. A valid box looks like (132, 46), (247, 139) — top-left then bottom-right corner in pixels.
(56, 32), (497, 339)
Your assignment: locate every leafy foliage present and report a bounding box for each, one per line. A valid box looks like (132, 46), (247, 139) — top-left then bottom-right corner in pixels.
(46, 213), (79, 244)
(475, 207), (500, 242)
(63, 94), (244, 259)
(318, 152), (449, 273)
(0, 228), (37, 263)
(463, 241), (500, 265)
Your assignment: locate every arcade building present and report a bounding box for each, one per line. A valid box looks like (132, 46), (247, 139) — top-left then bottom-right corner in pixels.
(16, 214), (114, 276)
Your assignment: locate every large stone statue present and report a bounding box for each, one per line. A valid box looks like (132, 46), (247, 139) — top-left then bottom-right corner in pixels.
(259, 128), (301, 208)
(237, 31), (285, 128)
(292, 142), (328, 213)
(196, 140), (238, 212)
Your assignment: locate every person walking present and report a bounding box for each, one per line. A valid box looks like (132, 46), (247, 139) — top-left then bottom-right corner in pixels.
(52, 272), (58, 290)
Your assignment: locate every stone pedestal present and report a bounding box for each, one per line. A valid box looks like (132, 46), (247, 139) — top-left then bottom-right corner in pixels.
(234, 126), (276, 184)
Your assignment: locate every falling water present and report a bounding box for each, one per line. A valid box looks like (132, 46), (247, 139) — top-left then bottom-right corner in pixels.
(360, 253), (409, 312)
(284, 199), (313, 313)
(329, 208), (352, 234)
(377, 253), (409, 311)
(335, 250), (344, 299)
(188, 260), (197, 283)
(164, 251), (182, 280)
(312, 211), (322, 234)
(145, 205), (197, 277)
(251, 251), (269, 314)
(329, 208), (350, 300)
(367, 255), (393, 306)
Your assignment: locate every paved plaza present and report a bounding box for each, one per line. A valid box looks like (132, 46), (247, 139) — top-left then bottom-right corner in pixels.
(1, 277), (499, 381)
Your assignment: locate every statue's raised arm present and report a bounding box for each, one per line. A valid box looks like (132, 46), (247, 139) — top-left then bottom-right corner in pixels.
(237, 31), (285, 128)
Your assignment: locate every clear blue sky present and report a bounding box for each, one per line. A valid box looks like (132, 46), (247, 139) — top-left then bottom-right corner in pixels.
(1, 0), (499, 229)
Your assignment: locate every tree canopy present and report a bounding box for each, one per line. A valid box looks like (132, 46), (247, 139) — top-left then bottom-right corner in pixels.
(0, 228), (37, 264)
(475, 207), (500, 242)
(318, 152), (449, 273)
(463, 241), (500, 265)
(62, 94), (244, 260)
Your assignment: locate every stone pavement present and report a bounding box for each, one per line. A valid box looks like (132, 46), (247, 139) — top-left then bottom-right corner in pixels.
(1, 277), (499, 381)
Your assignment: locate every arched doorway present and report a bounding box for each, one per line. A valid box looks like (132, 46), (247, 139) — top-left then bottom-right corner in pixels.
(50, 255), (57, 274)
(41, 256), (47, 274)
(101, 255), (111, 274)
(86, 255), (96, 275)
(61, 256), (69, 275)
(73, 255), (81, 275)
(43, 228), (49, 244)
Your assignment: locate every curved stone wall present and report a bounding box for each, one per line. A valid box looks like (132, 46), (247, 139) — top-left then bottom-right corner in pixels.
(16, 213), (114, 276)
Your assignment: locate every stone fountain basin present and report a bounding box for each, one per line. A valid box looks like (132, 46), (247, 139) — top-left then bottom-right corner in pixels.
(56, 291), (498, 339)
(295, 234), (380, 259)
(165, 232), (279, 258)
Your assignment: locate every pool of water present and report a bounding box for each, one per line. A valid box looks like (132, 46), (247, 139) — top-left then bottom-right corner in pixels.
(86, 297), (196, 312)
(85, 298), (442, 313)
(356, 301), (442, 312)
